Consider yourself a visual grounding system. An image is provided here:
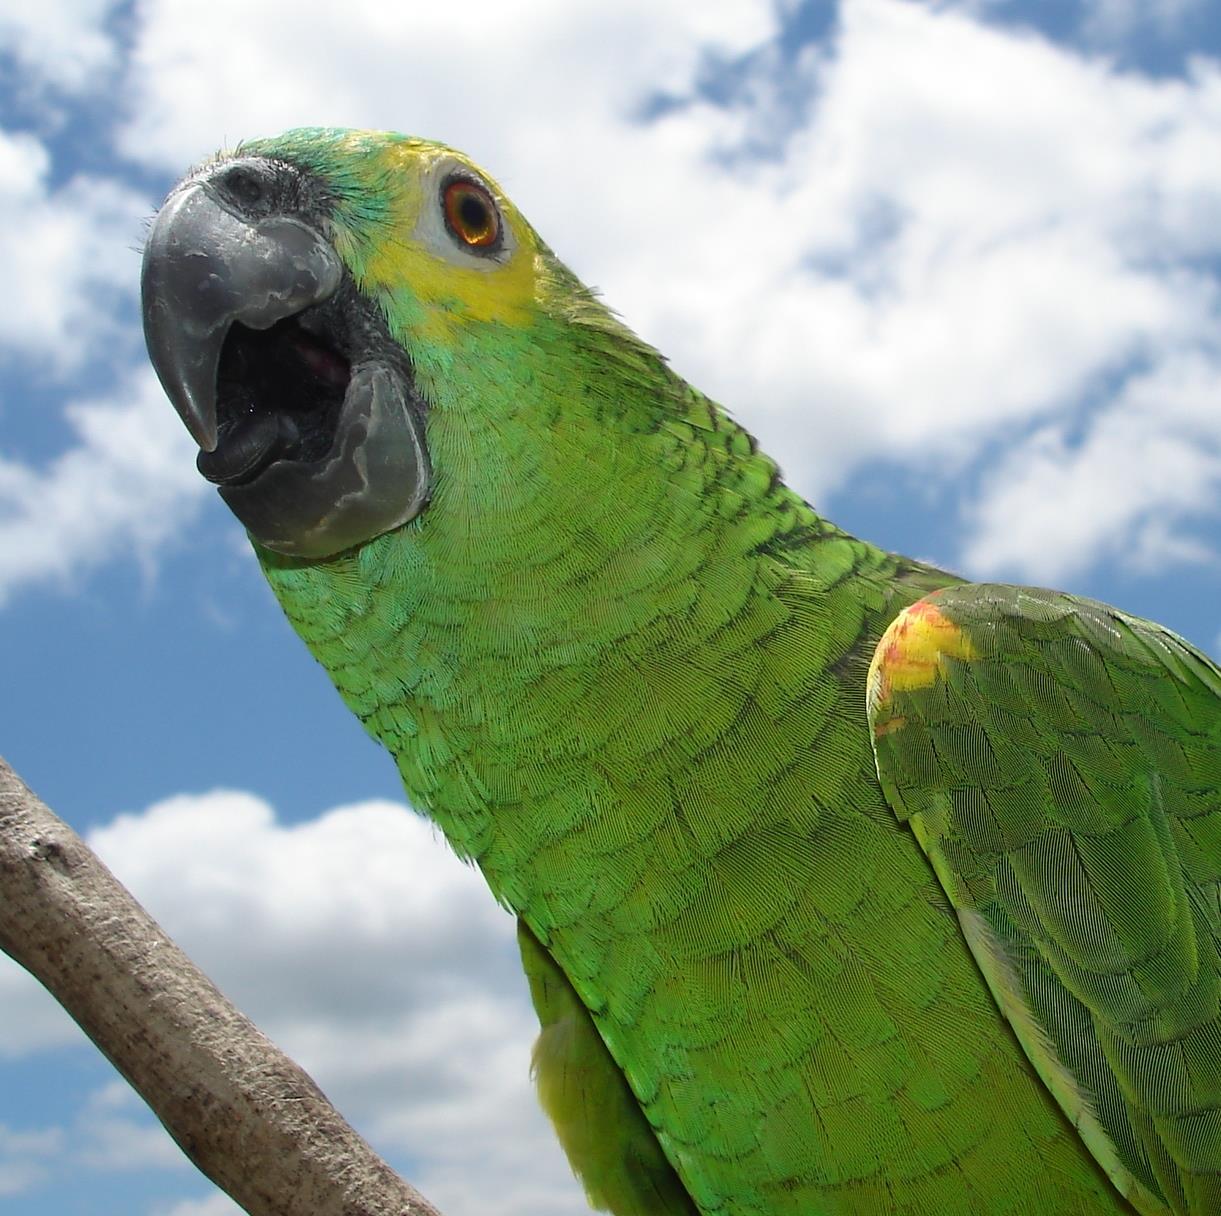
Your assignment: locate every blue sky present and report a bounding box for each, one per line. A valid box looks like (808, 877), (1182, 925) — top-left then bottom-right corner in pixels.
(1, 1), (1221, 1213)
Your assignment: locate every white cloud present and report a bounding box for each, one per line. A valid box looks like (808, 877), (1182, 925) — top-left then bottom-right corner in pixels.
(1082, 0), (1204, 42)
(7, 2), (1221, 1209)
(0, 1160), (47, 1197)
(648, 0), (1221, 498)
(87, 792), (519, 1011)
(0, 127), (148, 368)
(1, 0), (1216, 603)
(961, 352), (1221, 581)
(0, 128), (202, 612)
(84, 791), (584, 1216)
(0, 791), (584, 1213)
(0, 0), (117, 94)
(0, 367), (209, 605)
(108, 0), (1221, 584)
(153, 1196), (242, 1216)
(77, 1083), (190, 1171)
(116, 1), (777, 171)
(0, 1123), (63, 1196)
(0, 955), (81, 1057)
(951, 0), (1205, 42)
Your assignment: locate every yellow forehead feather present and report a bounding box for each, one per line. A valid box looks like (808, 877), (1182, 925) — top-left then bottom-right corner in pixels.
(336, 137), (544, 339)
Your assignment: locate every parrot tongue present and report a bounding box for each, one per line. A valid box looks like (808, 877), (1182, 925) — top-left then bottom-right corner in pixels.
(196, 412), (295, 485)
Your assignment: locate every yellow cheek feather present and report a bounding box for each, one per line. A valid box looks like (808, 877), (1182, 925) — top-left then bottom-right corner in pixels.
(340, 139), (541, 343)
(867, 599), (978, 733)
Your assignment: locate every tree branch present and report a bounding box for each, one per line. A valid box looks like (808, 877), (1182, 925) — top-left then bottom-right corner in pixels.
(0, 755), (444, 1216)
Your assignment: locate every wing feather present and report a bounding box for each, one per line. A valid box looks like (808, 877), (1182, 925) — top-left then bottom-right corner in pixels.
(868, 585), (1221, 1215)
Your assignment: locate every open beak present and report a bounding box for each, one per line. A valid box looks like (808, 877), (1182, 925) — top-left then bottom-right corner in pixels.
(141, 168), (431, 560)
(142, 182), (343, 452)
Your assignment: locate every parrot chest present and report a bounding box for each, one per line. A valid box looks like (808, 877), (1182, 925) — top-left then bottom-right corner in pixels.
(408, 658), (1117, 1213)
(264, 549), (1121, 1214)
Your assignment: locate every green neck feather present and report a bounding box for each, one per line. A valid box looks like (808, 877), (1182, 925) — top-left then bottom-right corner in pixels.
(255, 313), (898, 894)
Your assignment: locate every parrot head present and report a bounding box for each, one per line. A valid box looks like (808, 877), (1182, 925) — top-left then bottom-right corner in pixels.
(142, 127), (641, 560)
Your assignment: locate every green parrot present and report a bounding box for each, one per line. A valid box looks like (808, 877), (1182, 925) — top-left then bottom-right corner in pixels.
(140, 128), (1221, 1216)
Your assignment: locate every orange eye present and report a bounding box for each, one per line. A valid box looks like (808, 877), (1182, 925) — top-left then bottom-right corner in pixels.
(442, 178), (500, 249)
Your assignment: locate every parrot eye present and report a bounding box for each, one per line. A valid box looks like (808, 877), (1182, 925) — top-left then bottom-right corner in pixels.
(442, 178), (501, 251)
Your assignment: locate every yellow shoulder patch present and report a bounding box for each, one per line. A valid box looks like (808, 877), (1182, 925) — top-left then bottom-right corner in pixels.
(867, 599), (978, 731)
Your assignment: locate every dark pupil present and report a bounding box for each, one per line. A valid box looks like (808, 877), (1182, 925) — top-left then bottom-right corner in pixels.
(459, 193), (488, 233)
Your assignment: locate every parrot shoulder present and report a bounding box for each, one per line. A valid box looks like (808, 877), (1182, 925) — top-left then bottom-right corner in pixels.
(867, 583), (1221, 1216)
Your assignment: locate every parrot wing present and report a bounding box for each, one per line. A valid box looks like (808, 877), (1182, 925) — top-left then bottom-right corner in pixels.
(867, 583), (1221, 1216)
(518, 921), (699, 1216)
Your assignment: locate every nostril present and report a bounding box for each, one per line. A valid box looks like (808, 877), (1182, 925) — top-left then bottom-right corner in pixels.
(218, 165), (266, 210)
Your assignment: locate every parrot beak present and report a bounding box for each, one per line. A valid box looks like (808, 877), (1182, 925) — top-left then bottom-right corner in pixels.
(141, 163), (431, 559)
(142, 183), (344, 452)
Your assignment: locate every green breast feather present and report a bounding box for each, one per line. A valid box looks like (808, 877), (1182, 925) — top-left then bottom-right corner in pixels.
(141, 127), (1220, 1215)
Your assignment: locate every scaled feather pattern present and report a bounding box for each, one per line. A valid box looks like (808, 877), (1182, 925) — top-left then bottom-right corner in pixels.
(142, 128), (1221, 1216)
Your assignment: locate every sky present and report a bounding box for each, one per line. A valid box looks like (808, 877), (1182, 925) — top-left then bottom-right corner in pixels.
(1, 1), (1220, 1213)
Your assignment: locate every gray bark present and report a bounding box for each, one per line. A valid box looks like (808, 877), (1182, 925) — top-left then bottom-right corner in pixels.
(0, 755), (444, 1216)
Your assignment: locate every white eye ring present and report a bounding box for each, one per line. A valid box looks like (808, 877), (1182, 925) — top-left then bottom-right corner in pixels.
(414, 156), (514, 270)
